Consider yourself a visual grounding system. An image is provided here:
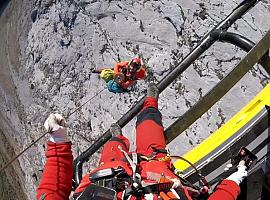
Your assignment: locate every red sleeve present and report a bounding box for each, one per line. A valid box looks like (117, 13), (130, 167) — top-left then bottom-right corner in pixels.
(36, 142), (73, 200)
(135, 67), (146, 79)
(208, 180), (240, 200)
(114, 61), (129, 74)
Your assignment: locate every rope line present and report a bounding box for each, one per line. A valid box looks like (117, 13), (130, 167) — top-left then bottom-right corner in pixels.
(0, 131), (48, 172)
(0, 88), (106, 172)
(67, 88), (106, 118)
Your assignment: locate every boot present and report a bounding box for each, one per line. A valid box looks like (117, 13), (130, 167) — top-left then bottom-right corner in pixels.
(110, 123), (122, 137)
(147, 83), (159, 99)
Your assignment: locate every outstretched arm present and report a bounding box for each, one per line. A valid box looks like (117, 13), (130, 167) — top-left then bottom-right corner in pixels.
(135, 67), (146, 79)
(208, 161), (247, 200)
(37, 142), (73, 200)
(37, 114), (73, 200)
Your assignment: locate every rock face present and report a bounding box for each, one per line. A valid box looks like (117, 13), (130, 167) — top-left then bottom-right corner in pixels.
(0, 1), (34, 199)
(0, 0), (269, 199)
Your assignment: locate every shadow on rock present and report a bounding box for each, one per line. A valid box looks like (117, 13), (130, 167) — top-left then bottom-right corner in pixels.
(0, 0), (11, 16)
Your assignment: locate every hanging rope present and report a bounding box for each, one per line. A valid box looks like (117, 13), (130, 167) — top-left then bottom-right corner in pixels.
(0, 88), (106, 172)
(67, 88), (106, 118)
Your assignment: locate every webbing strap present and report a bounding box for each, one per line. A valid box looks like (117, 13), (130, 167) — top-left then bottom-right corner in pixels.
(142, 182), (173, 194)
(118, 146), (137, 183)
(132, 152), (139, 182)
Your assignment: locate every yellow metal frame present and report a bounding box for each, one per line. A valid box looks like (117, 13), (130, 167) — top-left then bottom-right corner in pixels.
(173, 83), (270, 171)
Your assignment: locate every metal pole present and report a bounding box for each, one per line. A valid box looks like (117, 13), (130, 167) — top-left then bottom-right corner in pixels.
(212, 31), (255, 52)
(211, 31), (270, 74)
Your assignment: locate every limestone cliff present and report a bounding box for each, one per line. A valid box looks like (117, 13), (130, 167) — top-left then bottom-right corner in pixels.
(0, 0), (269, 199)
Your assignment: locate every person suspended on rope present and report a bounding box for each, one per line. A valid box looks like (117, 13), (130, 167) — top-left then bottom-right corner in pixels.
(113, 57), (146, 89)
(37, 84), (247, 200)
(93, 57), (147, 93)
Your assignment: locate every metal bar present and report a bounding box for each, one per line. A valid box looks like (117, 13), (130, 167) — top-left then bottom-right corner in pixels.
(211, 31), (270, 74)
(165, 30), (270, 143)
(212, 31), (255, 52)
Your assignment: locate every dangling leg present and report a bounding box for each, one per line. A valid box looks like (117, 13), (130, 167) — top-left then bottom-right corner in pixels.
(136, 83), (166, 157)
(99, 124), (130, 164)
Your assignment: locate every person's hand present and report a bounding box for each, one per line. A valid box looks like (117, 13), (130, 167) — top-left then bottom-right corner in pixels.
(226, 160), (247, 185)
(44, 113), (70, 143)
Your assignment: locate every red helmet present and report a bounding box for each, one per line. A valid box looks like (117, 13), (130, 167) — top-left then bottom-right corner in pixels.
(129, 57), (142, 69)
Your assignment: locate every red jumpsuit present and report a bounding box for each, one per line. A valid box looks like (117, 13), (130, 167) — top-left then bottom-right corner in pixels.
(114, 61), (146, 89)
(36, 142), (73, 200)
(37, 97), (240, 200)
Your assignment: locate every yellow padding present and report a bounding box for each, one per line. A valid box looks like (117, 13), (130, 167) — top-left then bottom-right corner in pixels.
(174, 83), (270, 171)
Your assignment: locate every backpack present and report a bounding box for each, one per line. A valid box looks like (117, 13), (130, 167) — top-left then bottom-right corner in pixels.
(107, 80), (124, 93)
(100, 69), (114, 83)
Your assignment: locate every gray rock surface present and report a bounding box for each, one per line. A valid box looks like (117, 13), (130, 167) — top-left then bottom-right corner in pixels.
(0, 1), (34, 199)
(0, 0), (269, 199)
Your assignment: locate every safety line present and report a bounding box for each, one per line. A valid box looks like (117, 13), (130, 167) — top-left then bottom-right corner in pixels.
(0, 87), (106, 172)
(67, 88), (106, 118)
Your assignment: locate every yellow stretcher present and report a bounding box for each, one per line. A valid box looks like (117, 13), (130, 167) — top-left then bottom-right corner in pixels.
(173, 83), (270, 173)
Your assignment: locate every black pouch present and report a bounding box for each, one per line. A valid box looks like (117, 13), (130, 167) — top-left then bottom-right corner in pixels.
(76, 184), (117, 200)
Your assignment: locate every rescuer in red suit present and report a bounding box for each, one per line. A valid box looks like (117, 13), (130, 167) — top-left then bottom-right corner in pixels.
(37, 84), (247, 200)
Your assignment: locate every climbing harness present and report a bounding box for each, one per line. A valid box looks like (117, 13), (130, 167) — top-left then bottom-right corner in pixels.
(138, 147), (210, 199)
(115, 146), (207, 199)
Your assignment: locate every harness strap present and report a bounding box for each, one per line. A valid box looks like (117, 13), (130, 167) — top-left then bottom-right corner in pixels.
(118, 146), (139, 185)
(142, 182), (173, 194)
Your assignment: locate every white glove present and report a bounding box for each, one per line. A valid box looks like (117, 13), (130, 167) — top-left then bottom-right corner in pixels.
(144, 193), (154, 200)
(170, 178), (182, 189)
(226, 161), (247, 185)
(44, 113), (70, 143)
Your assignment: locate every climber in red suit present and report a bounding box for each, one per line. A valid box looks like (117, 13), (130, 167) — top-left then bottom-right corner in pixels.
(37, 84), (247, 200)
